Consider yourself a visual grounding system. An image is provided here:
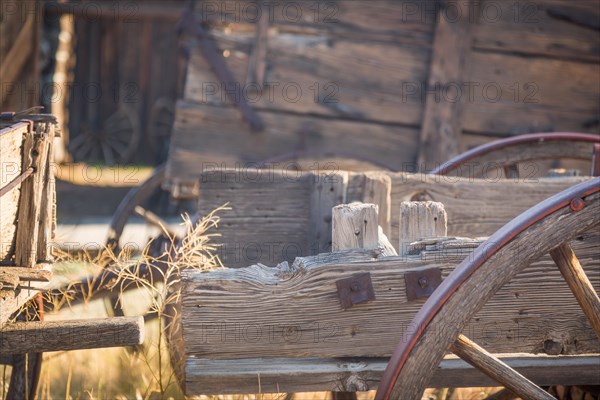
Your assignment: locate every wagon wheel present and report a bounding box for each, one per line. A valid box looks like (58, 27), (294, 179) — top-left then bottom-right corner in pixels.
(148, 98), (175, 163)
(376, 177), (600, 400)
(431, 132), (600, 178)
(3, 294), (44, 400)
(69, 105), (141, 164)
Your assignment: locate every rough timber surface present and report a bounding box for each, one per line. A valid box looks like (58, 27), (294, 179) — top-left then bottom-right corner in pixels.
(197, 170), (587, 265)
(166, 0), (599, 192)
(0, 122), (27, 263)
(185, 354), (600, 394)
(181, 231), (599, 393)
(181, 231), (600, 359)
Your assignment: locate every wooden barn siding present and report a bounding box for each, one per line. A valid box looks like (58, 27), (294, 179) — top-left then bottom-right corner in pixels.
(0, 2), (41, 111)
(67, 2), (185, 163)
(167, 0), (599, 190)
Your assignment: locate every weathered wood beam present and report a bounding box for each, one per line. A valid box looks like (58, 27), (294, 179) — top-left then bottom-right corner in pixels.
(0, 15), (34, 104)
(185, 354), (600, 394)
(451, 334), (554, 400)
(418, 0), (477, 166)
(180, 232), (599, 361)
(15, 131), (50, 268)
(0, 316), (144, 354)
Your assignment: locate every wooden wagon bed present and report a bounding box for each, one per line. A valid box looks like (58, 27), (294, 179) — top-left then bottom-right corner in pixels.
(174, 169), (599, 394)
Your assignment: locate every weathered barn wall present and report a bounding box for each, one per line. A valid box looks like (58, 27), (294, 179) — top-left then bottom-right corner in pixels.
(167, 0), (600, 195)
(63, 0), (186, 164)
(0, 0), (41, 111)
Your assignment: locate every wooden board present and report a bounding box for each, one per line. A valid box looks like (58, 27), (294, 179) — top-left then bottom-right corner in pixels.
(166, 0), (599, 189)
(387, 173), (590, 244)
(181, 232), (599, 392)
(167, 101), (420, 192)
(197, 169), (587, 265)
(473, 0), (600, 63)
(0, 122), (27, 263)
(181, 232), (599, 360)
(185, 355), (600, 394)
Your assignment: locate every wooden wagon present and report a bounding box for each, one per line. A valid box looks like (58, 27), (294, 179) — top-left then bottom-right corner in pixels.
(80, 131), (598, 398)
(0, 112), (144, 399)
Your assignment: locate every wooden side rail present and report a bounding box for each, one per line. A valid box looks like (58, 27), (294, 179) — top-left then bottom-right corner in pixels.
(0, 316), (144, 354)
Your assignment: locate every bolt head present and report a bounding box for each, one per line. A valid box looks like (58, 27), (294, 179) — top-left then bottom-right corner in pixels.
(570, 197), (585, 212)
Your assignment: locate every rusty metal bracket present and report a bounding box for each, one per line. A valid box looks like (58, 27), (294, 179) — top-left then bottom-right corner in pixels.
(336, 272), (376, 310)
(404, 268), (442, 301)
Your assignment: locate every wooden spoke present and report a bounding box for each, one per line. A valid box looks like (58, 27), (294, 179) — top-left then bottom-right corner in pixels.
(504, 164), (519, 180)
(550, 243), (600, 339)
(133, 205), (175, 237)
(451, 335), (555, 400)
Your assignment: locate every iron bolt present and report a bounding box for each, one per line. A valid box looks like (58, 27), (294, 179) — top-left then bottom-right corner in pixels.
(350, 282), (360, 292)
(570, 197), (585, 212)
(418, 277), (428, 288)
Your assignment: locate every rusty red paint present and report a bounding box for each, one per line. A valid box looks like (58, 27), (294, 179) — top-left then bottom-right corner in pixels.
(375, 177), (600, 399)
(570, 197), (585, 212)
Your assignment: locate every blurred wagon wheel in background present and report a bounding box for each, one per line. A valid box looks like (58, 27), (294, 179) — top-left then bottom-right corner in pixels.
(69, 104), (141, 164)
(376, 177), (600, 400)
(432, 132), (600, 179)
(148, 98), (176, 163)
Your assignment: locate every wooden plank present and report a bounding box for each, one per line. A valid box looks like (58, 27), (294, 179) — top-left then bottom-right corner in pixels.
(0, 285), (47, 327)
(309, 171), (348, 254)
(462, 52), (600, 136)
(0, 265), (52, 282)
(473, 0), (600, 63)
(0, 122), (27, 263)
(0, 316), (144, 354)
(197, 169), (312, 268)
(387, 173), (589, 243)
(184, 37), (429, 125)
(418, 0), (476, 166)
(168, 100), (420, 193)
(180, 231), (600, 361)
(0, 14), (34, 104)
(37, 126), (56, 262)
(185, 354), (600, 394)
(15, 129), (50, 268)
(398, 201), (447, 256)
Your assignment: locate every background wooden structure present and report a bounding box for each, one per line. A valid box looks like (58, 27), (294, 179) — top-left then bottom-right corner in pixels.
(0, 1), (42, 111)
(167, 0), (600, 196)
(57, 0), (187, 164)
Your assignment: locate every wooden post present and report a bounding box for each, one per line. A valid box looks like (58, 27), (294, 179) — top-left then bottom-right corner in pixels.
(332, 203), (379, 251)
(15, 129), (50, 268)
(330, 202), (383, 399)
(399, 201), (447, 256)
(417, 0), (477, 167)
(332, 202), (397, 256)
